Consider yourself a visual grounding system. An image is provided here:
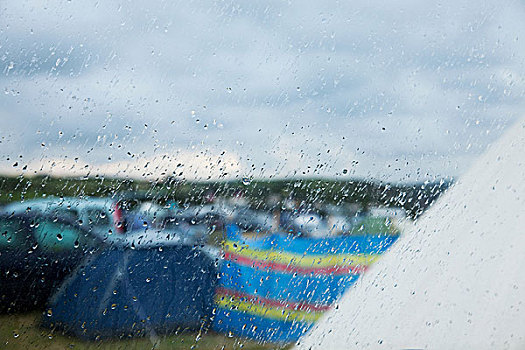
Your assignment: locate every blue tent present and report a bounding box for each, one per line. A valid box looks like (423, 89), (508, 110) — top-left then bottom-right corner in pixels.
(43, 245), (217, 339)
(213, 225), (399, 343)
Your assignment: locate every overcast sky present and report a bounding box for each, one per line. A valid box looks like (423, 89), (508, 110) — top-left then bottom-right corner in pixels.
(0, 0), (524, 183)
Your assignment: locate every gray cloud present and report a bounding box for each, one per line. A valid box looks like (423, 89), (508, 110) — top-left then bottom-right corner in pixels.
(0, 0), (524, 183)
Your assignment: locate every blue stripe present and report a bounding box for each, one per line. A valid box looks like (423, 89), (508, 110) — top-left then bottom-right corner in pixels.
(213, 307), (311, 343)
(219, 261), (360, 305)
(227, 225), (398, 255)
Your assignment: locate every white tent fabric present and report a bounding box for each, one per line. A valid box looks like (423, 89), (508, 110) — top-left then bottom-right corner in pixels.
(297, 118), (525, 350)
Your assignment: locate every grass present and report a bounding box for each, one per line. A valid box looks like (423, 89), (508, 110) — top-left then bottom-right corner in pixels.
(347, 216), (400, 235)
(0, 312), (281, 350)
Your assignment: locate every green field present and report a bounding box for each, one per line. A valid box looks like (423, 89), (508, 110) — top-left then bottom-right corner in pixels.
(0, 312), (279, 350)
(347, 216), (401, 235)
(0, 175), (450, 219)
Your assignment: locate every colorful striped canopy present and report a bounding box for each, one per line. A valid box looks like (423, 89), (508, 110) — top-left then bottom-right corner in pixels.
(212, 225), (399, 343)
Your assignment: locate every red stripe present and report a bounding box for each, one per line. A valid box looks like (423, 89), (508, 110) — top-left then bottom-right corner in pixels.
(224, 251), (367, 275)
(112, 201), (126, 234)
(216, 286), (331, 313)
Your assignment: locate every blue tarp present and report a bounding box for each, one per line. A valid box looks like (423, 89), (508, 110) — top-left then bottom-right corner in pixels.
(43, 245), (217, 339)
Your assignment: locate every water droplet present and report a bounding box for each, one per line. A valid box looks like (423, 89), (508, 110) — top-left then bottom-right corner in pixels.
(56, 234), (63, 241)
(242, 178), (251, 185)
(46, 309), (53, 317)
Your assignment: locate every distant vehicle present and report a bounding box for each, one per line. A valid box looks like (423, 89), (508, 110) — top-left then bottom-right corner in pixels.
(277, 207), (400, 238)
(1, 197), (210, 245)
(231, 207), (273, 232)
(292, 213), (327, 237)
(368, 206), (406, 219)
(1, 197), (124, 239)
(174, 203), (234, 229)
(174, 203), (274, 233)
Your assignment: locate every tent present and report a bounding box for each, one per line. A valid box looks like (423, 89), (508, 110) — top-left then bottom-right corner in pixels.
(43, 245), (217, 339)
(297, 119), (525, 349)
(213, 225), (398, 343)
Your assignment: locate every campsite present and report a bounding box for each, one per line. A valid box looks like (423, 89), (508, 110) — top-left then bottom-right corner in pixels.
(2, 0), (524, 348)
(0, 176), (418, 348)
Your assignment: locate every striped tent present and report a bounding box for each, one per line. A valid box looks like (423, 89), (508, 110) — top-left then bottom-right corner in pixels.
(212, 225), (399, 343)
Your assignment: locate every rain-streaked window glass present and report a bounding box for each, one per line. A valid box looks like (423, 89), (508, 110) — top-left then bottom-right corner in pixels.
(1, 1), (524, 349)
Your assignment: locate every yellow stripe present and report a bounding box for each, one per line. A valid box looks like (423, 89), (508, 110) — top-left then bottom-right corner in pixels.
(223, 240), (379, 267)
(215, 294), (322, 323)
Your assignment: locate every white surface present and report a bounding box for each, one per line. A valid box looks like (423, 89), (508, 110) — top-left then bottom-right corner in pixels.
(297, 118), (525, 349)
